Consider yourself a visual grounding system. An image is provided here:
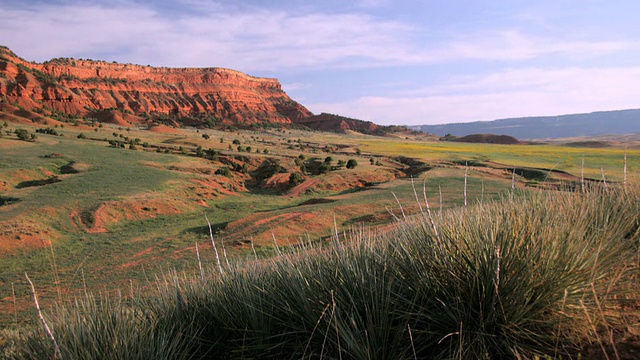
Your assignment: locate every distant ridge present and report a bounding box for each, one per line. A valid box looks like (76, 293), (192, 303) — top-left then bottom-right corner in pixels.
(413, 109), (640, 140)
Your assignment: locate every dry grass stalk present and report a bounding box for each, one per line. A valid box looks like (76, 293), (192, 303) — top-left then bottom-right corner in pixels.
(464, 162), (468, 206)
(195, 242), (204, 284)
(205, 215), (224, 277)
(601, 167), (609, 192)
(272, 232), (283, 257)
(580, 299), (611, 360)
(48, 240), (62, 303)
(408, 324), (417, 360)
(250, 237), (258, 260)
(25, 272), (62, 360)
(221, 238), (231, 268)
(439, 184), (443, 219)
(582, 157), (586, 193)
(392, 192), (407, 220)
(623, 147), (628, 186)
(11, 282), (17, 326)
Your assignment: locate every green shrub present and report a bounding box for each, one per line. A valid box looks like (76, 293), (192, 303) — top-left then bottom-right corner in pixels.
(346, 159), (358, 169)
(15, 129), (33, 141)
(289, 172), (304, 185)
(215, 167), (232, 177)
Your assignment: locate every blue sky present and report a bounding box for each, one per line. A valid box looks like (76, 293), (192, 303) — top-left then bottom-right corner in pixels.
(1, 0), (639, 125)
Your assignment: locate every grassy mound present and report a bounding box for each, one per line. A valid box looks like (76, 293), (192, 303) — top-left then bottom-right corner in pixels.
(4, 186), (639, 359)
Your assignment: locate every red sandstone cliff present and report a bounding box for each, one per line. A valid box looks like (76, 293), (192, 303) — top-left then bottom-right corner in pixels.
(0, 46), (312, 128)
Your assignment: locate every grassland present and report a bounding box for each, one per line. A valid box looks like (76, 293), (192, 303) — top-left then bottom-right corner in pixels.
(0, 118), (638, 358)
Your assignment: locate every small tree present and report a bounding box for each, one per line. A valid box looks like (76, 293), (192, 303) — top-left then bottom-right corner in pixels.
(318, 163), (331, 174)
(324, 156), (333, 164)
(289, 172), (304, 185)
(346, 159), (358, 169)
(337, 160), (346, 168)
(15, 129), (31, 141)
(202, 134), (210, 140)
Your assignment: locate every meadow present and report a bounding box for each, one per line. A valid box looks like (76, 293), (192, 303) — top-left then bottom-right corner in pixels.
(0, 121), (638, 358)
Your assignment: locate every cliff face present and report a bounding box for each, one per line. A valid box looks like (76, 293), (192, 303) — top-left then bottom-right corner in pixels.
(0, 46), (312, 127)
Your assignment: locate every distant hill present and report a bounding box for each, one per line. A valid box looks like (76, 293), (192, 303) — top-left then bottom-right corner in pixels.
(295, 113), (413, 136)
(450, 134), (520, 145)
(412, 109), (640, 139)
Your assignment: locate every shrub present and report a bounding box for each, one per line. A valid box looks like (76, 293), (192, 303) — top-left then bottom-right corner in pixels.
(214, 167), (232, 177)
(346, 159), (358, 169)
(36, 127), (59, 136)
(289, 172), (304, 185)
(14, 129), (32, 141)
(318, 163), (331, 174)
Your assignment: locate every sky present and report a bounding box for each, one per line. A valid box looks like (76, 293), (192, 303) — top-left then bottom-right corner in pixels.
(1, 0), (639, 126)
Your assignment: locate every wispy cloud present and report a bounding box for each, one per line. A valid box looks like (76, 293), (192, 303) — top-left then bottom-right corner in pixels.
(0, 1), (416, 71)
(431, 30), (632, 63)
(1, 1), (631, 71)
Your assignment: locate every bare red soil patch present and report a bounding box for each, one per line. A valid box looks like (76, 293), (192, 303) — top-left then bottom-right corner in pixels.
(0, 219), (55, 253)
(148, 124), (180, 134)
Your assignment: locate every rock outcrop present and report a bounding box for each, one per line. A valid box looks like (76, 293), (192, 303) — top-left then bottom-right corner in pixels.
(0, 46), (312, 128)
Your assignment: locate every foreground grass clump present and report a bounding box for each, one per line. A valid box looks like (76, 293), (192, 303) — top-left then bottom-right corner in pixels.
(7, 187), (639, 359)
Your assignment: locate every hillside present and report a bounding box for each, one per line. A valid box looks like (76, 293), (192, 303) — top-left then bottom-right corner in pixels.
(414, 109), (640, 139)
(295, 112), (413, 135)
(449, 133), (520, 145)
(0, 46), (312, 128)
(0, 46), (414, 136)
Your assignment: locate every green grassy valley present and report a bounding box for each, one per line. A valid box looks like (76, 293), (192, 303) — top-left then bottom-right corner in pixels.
(0, 118), (639, 358)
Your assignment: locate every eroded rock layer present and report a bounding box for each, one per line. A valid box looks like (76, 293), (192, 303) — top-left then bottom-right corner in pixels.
(0, 46), (312, 127)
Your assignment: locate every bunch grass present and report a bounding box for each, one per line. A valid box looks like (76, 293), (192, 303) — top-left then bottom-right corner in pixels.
(6, 185), (639, 359)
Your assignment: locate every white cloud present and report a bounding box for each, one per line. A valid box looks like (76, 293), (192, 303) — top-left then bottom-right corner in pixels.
(432, 30), (632, 63)
(0, 1), (417, 71)
(1, 2), (632, 71)
(308, 67), (640, 125)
